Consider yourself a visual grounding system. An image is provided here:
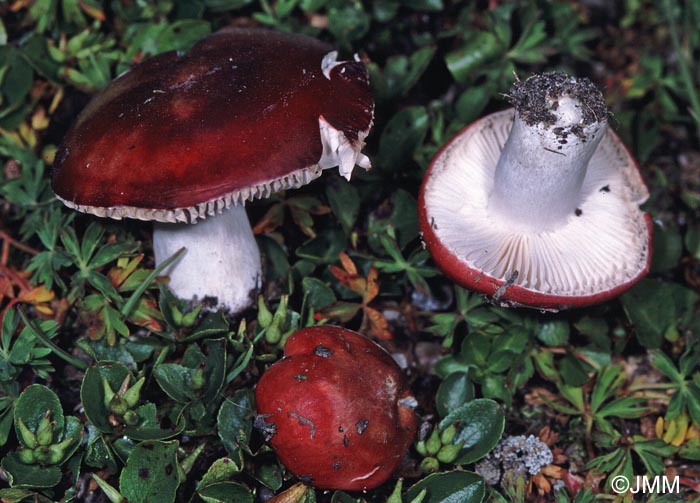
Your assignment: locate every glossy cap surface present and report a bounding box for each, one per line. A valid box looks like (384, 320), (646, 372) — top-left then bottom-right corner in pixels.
(255, 326), (417, 490)
(52, 28), (373, 223)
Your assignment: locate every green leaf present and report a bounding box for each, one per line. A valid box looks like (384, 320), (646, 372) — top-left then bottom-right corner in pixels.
(367, 190), (419, 252)
(649, 350), (684, 383)
(327, 3), (370, 49)
(198, 482), (253, 503)
(377, 106), (429, 173)
(325, 176), (360, 234)
(296, 228), (347, 264)
(456, 86), (492, 124)
(254, 455), (283, 490)
(435, 372), (474, 418)
(302, 277), (337, 311)
(439, 399), (505, 465)
(119, 441), (180, 503)
(621, 279), (699, 348)
(536, 321), (569, 347)
(445, 32), (503, 84)
(200, 458), (241, 486)
(559, 353), (591, 387)
(84, 425), (118, 473)
(123, 403), (185, 441)
(14, 385), (64, 442)
(679, 438), (700, 460)
(0, 487), (51, 503)
(596, 397), (647, 419)
(558, 384), (585, 412)
(156, 20), (211, 53)
(404, 471), (485, 503)
(402, 0), (443, 11)
(217, 389), (254, 462)
(590, 366), (624, 413)
(80, 362), (131, 433)
(368, 46), (436, 102)
(154, 367), (197, 402)
(1, 48), (33, 107)
(650, 223), (683, 272)
(204, 0), (254, 12)
(0, 453), (62, 488)
(508, 17), (547, 63)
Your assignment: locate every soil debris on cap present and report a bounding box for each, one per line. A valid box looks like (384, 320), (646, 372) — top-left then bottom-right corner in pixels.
(508, 72), (608, 129)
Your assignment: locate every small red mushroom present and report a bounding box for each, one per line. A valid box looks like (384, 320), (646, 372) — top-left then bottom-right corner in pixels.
(255, 326), (417, 491)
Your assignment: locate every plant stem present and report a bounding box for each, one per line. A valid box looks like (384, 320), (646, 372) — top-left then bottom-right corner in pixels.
(17, 307), (89, 371)
(628, 382), (676, 392)
(663, 0), (700, 143)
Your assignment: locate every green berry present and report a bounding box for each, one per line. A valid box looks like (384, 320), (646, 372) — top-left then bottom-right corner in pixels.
(17, 447), (35, 464)
(16, 418), (38, 449)
(419, 456), (439, 473)
(258, 296), (273, 328)
(426, 428), (441, 456)
(415, 440), (427, 456)
(440, 424), (456, 445)
(36, 411), (55, 446)
(437, 442), (462, 464)
(122, 377), (145, 408)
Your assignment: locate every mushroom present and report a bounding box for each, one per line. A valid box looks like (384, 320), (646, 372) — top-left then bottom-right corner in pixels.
(419, 72), (652, 310)
(255, 326), (418, 491)
(52, 28), (373, 312)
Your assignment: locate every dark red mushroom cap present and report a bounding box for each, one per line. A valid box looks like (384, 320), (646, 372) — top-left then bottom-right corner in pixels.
(419, 109), (653, 310)
(255, 326), (417, 491)
(52, 28), (373, 223)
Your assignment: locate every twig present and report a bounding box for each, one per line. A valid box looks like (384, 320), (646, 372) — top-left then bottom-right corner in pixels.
(17, 306), (89, 371)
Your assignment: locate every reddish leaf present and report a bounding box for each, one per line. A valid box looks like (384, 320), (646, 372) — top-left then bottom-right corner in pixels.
(318, 301), (360, 323)
(363, 306), (392, 340)
(253, 204), (285, 235)
(338, 251), (357, 275)
(79, 0), (107, 21)
(364, 266), (380, 303)
(289, 205), (317, 238)
(108, 254), (143, 288)
(129, 298), (164, 332)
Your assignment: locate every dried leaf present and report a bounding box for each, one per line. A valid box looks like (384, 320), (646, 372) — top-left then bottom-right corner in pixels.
(363, 306), (392, 340)
(338, 251), (357, 275)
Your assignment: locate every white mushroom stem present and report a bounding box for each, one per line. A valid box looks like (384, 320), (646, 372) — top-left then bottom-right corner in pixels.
(153, 206), (261, 312)
(488, 95), (607, 232)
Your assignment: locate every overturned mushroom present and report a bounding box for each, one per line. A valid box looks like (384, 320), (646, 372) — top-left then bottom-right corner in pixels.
(52, 28), (373, 312)
(419, 72), (652, 310)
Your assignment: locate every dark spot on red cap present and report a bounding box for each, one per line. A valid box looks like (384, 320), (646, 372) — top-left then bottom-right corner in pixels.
(356, 419), (369, 435)
(314, 345), (333, 358)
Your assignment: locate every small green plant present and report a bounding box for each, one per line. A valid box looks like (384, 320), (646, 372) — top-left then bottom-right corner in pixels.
(1, 385), (83, 488)
(1, 1), (699, 501)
